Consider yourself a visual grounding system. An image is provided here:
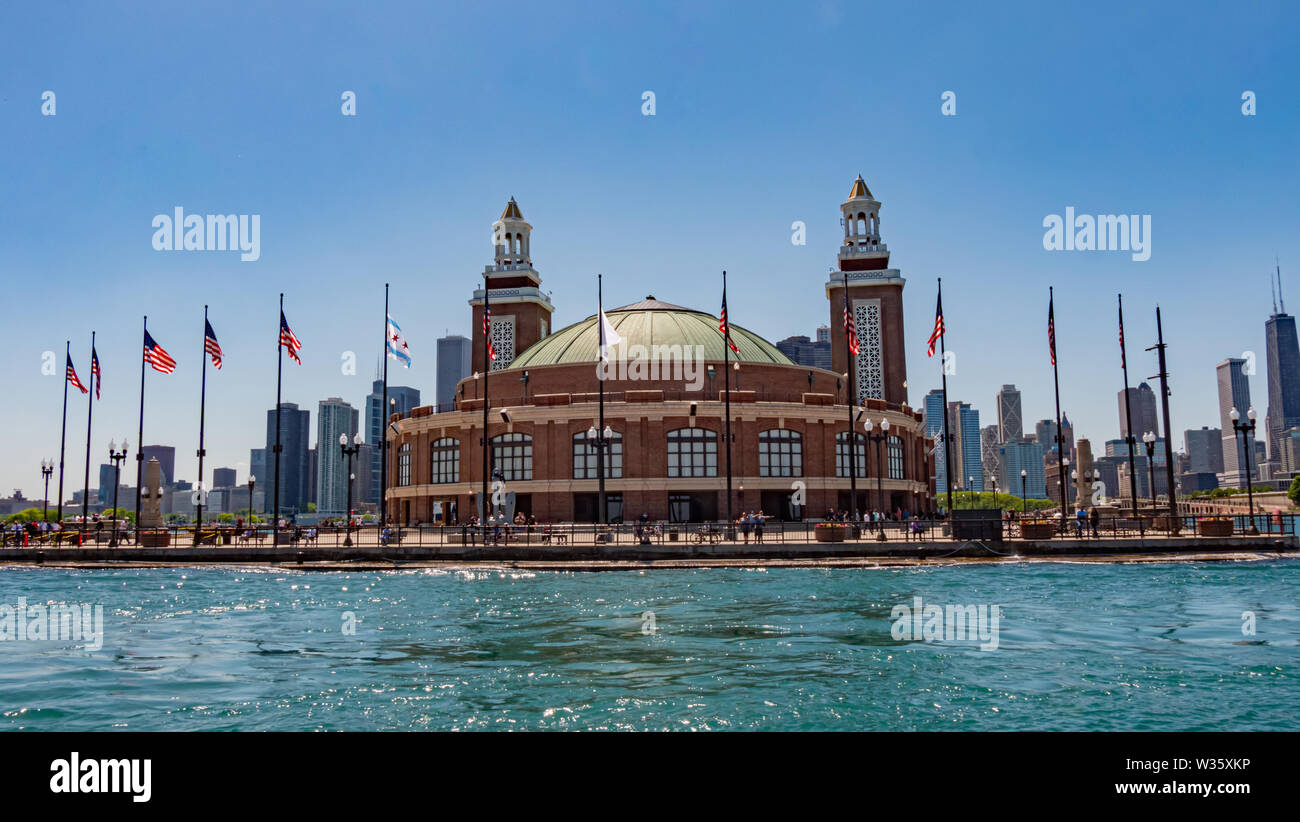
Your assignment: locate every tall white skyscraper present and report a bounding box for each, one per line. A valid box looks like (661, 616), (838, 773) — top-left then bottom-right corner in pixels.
(1216, 358), (1252, 487)
(316, 397), (359, 516)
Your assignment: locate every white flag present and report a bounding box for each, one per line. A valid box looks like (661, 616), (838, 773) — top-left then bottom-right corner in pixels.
(598, 306), (622, 362)
(386, 314), (412, 368)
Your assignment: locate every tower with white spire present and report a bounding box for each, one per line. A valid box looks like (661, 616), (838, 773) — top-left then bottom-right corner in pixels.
(469, 197), (555, 370)
(826, 175), (908, 406)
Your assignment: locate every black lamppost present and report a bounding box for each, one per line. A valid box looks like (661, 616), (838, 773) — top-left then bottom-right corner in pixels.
(1230, 406), (1259, 535)
(107, 440), (127, 547)
(247, 475), (256, 532)
(968, 475), (974, 506)
(1020, 469), (1027, 516)
(339, 432), (363, 546)
(40, 459), (54, 525)
(586, 423), (614, 524)
(863, 417), (888, 528)
(1142, 431), (1157, 511)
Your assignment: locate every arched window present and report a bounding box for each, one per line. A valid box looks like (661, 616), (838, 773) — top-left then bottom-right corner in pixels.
(573, 430), (623, 479)
(667, 427), (717, 478)
(397, 443), (411, 487)
(490, 433), (533, 481)
(835, 431), (867, 478)
(759, 429), (802, 477)
(888, 435), (905, 480)
(430, 437), (459, 484)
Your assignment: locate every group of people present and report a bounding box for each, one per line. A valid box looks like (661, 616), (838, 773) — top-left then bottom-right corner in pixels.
(736, 511), (767, 544)
(462, 511), (540, 544)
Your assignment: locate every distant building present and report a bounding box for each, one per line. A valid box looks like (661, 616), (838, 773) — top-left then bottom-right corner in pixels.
(1118, 382), (1160, 440)
(212, 467), (237, 489)
(316, 397), (360, 515)
(249, 448), (267, 510)
(436, 334), (472, 410)
(1265, 268), (1300, 469)
(265, 403), (311, 516)
(1279, 427), (1300, 475)
(1216, 357), (1253, 487)
(980, 424), (1001, 491)
(996, 384), (1023, 443)
(776, 332), (832, 370)
(924, 390), (949, 494)
(1183, 427), (1224, 475)
(97, 464), (116, 505)
(999, 439), (1047, 499)
(365, 380), (420, 506)
(140, 445), (176, 487)
(949, 402), (981, 492)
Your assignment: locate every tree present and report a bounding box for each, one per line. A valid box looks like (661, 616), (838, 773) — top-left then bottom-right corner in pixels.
(1288, 475), (1300, 506)
(306, 502), (317, 513)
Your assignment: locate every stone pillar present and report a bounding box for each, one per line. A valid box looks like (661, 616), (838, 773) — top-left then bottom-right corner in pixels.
(1075, 439), (1095, 509)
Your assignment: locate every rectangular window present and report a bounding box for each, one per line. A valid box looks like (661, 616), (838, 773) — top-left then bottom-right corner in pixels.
(667, 428), (717, 478)
(397, 443), (411, 487)
(759, 429), (803, 478)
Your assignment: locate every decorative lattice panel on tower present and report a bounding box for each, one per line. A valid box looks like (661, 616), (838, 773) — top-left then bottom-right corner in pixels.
(854, 299), (883, 402)
(491, 316), (515, 370)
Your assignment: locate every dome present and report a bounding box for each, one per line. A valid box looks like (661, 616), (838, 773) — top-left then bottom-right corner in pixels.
(510, 296), (794, 368)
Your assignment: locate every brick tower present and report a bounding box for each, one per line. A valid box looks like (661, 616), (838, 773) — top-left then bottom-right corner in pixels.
(469, 197), (555, 370)
(826, 175), (908, 406)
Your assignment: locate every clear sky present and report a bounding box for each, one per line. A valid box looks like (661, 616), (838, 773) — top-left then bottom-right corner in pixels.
(2, 1), (1298, 499)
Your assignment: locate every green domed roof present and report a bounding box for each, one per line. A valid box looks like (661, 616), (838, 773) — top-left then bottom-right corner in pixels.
(511, 297), (794, 368)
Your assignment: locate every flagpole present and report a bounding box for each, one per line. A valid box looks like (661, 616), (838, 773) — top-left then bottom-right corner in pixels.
(843, 270), (858, 521)
(481, 274), (490, 542)
(1050, 287), (1066, 533)
(1118, 294), (1139, 517)
(381, 282), (389, 530)
(273, 295), (284, 546)
(195, 306), (209, 544)
(597, 274), (607, 526)
(937, 278), (954, 518)
(722, 270), (734, 531)
(81, 331), (95, 541)
(1153, 306), (1179, 533)
(135, 317), (147, 542)
(57, 340), (71, 525)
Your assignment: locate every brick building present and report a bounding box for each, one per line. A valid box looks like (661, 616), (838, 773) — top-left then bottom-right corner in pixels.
(386, 178), (934, 523)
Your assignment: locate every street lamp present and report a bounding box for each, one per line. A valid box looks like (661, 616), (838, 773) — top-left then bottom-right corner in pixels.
(40, 459), (54, 526)
(1230, 407), (1259, 534)
(340, 432), (363, 546)
(1142, 431), (1157, 511)
(107, 440), (128, 547)
(1020, 469), (1028, 516)
(863, 418), (888, 531)
(586, 424), (614, 524)
(968, 476), (974, 506)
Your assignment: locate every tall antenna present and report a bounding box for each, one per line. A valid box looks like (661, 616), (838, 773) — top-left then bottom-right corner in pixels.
(1272, 269), (1278, 315)
(1278, 256), (1286, 314)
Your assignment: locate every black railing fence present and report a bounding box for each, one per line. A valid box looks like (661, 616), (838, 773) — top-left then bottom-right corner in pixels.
(2, 513), (1294, 549)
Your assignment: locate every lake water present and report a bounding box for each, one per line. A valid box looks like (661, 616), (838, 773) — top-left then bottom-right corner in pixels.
(0, 560), (1295, 731)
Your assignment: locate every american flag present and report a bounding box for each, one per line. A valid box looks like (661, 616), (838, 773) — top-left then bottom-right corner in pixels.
(718, 291), (739, 354)
(483, 303), (496, 361)
(90, 346), (101, 400)
(144, 330), (176, 374)
(205, 319), (223, 370)
(927, 290), (945, 358)
(844, 298), (860, 357)
(1048, 292), (1057, 367)
(280, 311), (302, 364)
(66, 357), (88, 394)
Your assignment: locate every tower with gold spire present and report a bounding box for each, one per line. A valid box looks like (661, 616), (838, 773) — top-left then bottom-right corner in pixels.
(469, 197), (555, 370)
(826, 175), (908, 406)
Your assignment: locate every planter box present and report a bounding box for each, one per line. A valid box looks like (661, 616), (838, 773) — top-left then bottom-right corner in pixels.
(814, 525), (847, 543)
(1020, 523), (1056, 540)
(1197, 520), (1234, 537)
(139, 530), (171, 547)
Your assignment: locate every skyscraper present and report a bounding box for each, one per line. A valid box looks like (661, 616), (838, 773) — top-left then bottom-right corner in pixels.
(1264, 264), (1300, 468)
(980, 424), (1001, 491)
(999, 440), (1047, 499)
(948, 401), (982, 492)
(1216, 358), (1252, 487)
(996, 384), (1023, 443)
(776, 331), (832, 370)
(97, 464), (116, 505)
(1183, 427), (1224, 475)
(365, 380), (421, 506)
(213, 467), (237, 488)
(266, 403), (311, 516)
(249, 448), (267, 508)
(924, 389), (948, 494)
(316, 397), (360, 515)
(141, 445), (176, 487)
(436, 334), (472, 410)
(1118, 383), (1160, 440)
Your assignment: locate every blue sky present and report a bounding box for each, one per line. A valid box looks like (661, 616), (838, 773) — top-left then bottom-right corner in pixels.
(2, 0), (1298, 499)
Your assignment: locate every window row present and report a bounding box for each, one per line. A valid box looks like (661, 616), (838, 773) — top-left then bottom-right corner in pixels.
(405, 428), (910, 484)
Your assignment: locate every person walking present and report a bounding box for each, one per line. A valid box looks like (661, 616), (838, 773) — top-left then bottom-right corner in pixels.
(754, 511), (765, 543)
(740, 512), (752, 545)
(1089, 506), (1100, 538)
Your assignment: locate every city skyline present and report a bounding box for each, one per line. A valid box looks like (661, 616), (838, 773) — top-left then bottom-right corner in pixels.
(4, 2), (1299, 498)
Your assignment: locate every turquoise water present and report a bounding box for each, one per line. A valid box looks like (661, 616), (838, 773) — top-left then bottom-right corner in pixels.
(0, 561), (1296, 731)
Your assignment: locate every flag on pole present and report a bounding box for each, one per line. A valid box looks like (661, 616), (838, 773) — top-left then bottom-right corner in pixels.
(844, 300), (860, 357)
(718, 292), (739, 354)
(279, 312), (302, 364)
(1117, 301), (1126, 370)
(90, 346), (101, 399)
(927, 290), (945, 357)
(204, 319), (223, 369)
(386, 314), (412, 368)
(67, 357), (88, 394)
(598, 305), (622, 362)
(143, 331), (177, 374)
(483, 304), (496, 362)
(1048, 292), (1057, 367)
